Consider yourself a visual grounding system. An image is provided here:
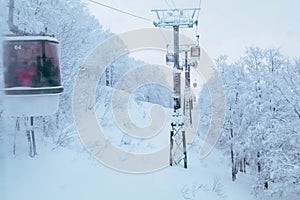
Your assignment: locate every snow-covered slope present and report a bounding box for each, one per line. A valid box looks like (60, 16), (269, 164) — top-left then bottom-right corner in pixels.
(0, 86), (299, 200)
(1, 140), (255, 200)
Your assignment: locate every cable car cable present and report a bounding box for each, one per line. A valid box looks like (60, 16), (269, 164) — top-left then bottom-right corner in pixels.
(88, 0), (170, 49)
(86, 0), (153, 22)
(169, 0), (177, 9)
(196, 0), (202, 20)
(163, 0), (172, 9)
(195, 0), (202, 36)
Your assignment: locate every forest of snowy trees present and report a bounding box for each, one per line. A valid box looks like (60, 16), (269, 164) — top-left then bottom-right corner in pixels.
(199, 48), (300, 196)
(0, 0), (299, 199)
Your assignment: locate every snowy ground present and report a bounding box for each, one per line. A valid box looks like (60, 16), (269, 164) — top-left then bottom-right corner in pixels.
(0, 89), (298, 200)
(1, 142), (255, 200)
(1, 130), (298, 200)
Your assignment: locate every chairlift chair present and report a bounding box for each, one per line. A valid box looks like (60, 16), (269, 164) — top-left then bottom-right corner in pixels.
(190, 45), (200, 61)
(166, 52), (174, 66)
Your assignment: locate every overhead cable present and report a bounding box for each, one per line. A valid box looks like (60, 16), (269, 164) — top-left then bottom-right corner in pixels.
(87, 0), (153, 22)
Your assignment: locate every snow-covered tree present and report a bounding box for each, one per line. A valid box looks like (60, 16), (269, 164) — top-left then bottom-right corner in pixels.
(201, 47), (300, 197)
(0, 0), (112, 148)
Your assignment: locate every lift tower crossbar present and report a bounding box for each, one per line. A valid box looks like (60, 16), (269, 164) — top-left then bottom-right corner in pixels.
(152, 8), (199, 168)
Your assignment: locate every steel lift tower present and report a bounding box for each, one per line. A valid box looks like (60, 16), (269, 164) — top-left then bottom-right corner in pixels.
(152, 8), (199, 168)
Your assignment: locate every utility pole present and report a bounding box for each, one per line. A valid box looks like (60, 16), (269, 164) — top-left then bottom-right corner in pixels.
(152, 8), (199, 168)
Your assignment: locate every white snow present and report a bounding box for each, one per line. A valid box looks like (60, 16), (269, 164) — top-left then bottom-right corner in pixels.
(1, 91), (298, 200)
(4, 35), (58, 43)
(0, 141), (253, 200)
